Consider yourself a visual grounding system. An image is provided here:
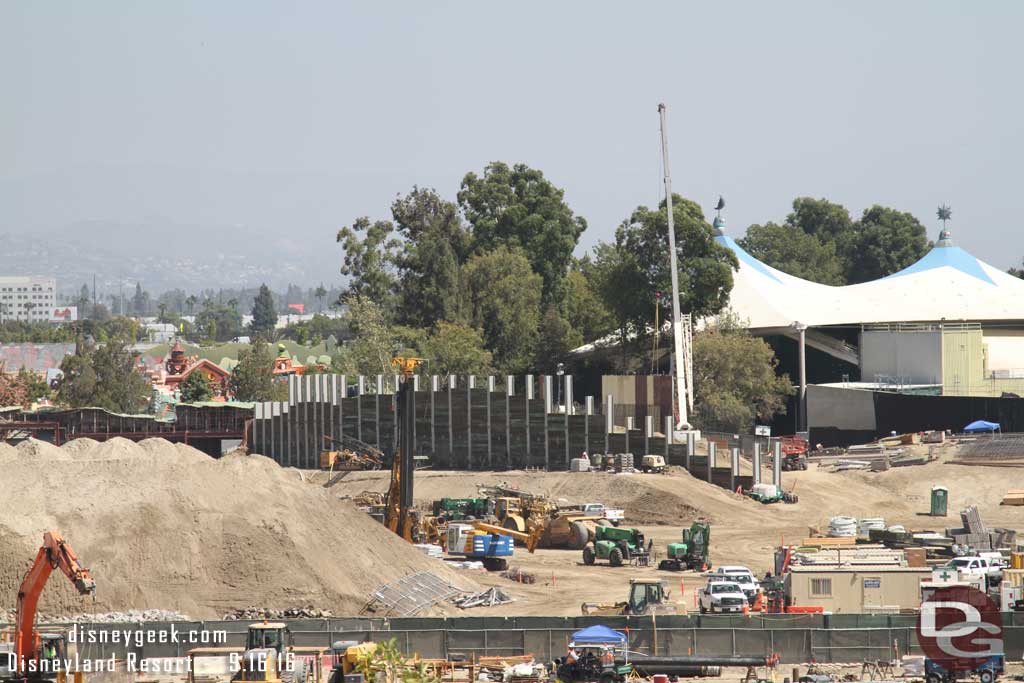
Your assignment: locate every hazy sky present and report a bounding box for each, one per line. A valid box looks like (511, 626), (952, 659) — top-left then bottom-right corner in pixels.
(3, 1), (1023, 272)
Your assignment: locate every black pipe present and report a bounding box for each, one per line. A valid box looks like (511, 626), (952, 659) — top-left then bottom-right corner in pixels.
(628, 664), (722, 677)
(616, 655), (769, 667)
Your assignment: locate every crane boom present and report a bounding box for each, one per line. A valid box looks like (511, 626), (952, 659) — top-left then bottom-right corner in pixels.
(15, 532), (96, 673)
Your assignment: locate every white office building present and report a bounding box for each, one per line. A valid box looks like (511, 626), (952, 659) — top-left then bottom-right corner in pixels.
(0, 276), (57, 322)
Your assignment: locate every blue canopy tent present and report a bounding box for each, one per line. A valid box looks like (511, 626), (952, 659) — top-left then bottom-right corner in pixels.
(964, 420), (1000, 433)
(570, 625), (626, 646)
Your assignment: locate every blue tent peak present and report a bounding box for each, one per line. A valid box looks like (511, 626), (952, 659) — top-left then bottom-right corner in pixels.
(882, 245), (995, 286)
(964, 420), (1000, 433)
(570, 625), (626, 645)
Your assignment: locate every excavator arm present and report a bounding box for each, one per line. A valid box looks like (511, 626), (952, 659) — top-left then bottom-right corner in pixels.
(471, 521), (543, 553)
(15, 531), (96, 672)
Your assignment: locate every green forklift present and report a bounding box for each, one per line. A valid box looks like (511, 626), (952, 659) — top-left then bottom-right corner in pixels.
(431, 497), (490, 522)
(582, 525), (652, 567)
(658, 522), (711, 571)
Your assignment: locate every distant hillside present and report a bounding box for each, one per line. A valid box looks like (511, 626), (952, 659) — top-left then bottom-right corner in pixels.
(0, 219), (339, 294)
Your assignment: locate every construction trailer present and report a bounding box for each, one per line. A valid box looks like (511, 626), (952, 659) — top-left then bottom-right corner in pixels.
(785, 565), (931, 613)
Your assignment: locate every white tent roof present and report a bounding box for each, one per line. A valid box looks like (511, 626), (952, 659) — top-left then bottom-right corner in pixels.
(716, 227), (1024, 330)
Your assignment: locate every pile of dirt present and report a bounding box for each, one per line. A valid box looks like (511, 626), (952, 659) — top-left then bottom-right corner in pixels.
(0, 438), (476, 619)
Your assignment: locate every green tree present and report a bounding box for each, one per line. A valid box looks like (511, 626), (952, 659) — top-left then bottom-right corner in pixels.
(1008, 258), (1024, 279)
(534, 307), (583, 373)
(846, 205), (931, 283)
(332, 295), (399, 377)
(185, 295), (198, 315)
(250, 284), (278, 337)
(132, 282), (149, 317)
(392, 187), (473, 328)
(786, 197), (855, 248)
(563, 265), (616, 344)
(463, 246), (542, 374)
(230, 340), (283, 401)
(458, 162), (586, 306)
(195, 304), (242, 343)
(56, 338), (151, 412)
(179, 371), (213, 403)
(738, 222), (846, 285)
(594, 195), (737, 362)
(419, 321), (493, 376)
(691, 316), (794, 433)
(336, 217), (401, 305)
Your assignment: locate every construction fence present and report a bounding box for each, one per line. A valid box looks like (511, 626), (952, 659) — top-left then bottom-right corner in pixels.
(17, 613), (1024, 665)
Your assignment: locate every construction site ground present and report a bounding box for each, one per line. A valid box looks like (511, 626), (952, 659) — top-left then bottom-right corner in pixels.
(311, 442), (1024, 617)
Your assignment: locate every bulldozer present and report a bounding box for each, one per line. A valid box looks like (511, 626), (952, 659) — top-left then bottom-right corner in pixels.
(231, 622), (322, 683)
(581, 578), (678, 616)
(658, 522), (711, 572)
(582, 525), (652, 567)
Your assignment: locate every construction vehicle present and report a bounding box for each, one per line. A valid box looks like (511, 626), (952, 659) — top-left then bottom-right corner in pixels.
(582, 525), (651, 567)
(491, 496), (606, 550)
(640, 454), (667, 473)
(445, 521), (542, 571)
(746, 483), (798, 504)
(581, 578), (678, 616)
(231, 622), (324, 683)
(319, 434), (384, 471)
(658, 522), (710, 571)
(383, 356), (426, 542)
(325, 641), (378, 683)
(2, 531), (95, 683)
(432, 497), (490, 522)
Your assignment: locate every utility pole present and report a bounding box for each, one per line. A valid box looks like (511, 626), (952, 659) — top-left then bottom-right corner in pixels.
(658, 103), (690, 430)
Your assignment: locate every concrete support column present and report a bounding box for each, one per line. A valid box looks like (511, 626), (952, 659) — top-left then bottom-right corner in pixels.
(467, 375), (475, 469)
(564, 375), (574, 415)
(664, 416), (673, 461)
(753, 442), (762, 486)
(525, 375), (534, 461)
(796, 322), (808, 433)
(447, 374), (456, 463)
(707, 442), (715, 482)
(686, 431), (695, 471)
(430, 375), (439, 455)
(644, 415), (654, 455)
(730, 446), (740, 491)
(356, 375), (365, 443)
(585, 396), (594, 456)
(375, 373), (383, 448)
(487, 376), (495, 468)
(605, 395), (614, 454)
(543, 375), (553, 469)
(506, 376), (514, 467)
(773, 439), (783, 488)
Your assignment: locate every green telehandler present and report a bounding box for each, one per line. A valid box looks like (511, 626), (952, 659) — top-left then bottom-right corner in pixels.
(658, 522), (711, 571)
(582, 525), (652, 567)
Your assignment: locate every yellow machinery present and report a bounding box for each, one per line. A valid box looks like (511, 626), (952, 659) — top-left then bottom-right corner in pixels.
(227, 622), (323, 683)
(581, 578), (679, 616)
(493, 497), (605, 550)
(384, 357), (426, 542)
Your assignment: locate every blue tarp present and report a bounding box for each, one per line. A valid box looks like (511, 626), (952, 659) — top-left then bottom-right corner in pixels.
(570, 625), (626, 645)
(964, 420), (1000, 433)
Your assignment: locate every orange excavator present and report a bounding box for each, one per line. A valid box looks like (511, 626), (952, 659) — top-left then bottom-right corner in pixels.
(6, 531), (96, 683)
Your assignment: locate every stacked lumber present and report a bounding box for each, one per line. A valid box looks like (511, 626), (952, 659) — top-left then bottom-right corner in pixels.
(1001, 489), (1024, 506)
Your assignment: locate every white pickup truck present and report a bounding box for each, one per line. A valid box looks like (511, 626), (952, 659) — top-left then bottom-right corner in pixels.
(699, 581), (747, 614)
(945, 556), (1002, 586)
(580, 503), (625, 525)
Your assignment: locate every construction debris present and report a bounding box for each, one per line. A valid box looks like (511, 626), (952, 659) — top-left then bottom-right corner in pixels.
(223, 607), (334, 620)
(945, 506), (1017, 551)
(362, 571), (465, 616)
(452, 587), (513, 609)
(502, 567), (537, 584)
(3, 608), (192, 624)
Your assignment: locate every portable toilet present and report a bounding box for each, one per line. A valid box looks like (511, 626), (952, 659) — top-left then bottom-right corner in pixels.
(930, 486), (949, 517)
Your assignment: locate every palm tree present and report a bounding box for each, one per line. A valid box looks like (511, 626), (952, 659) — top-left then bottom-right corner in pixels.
(185, 295), (197, 315)
(157, 303), (168, 322)
(314, 284), (327, 313)
(24, 302), (36, 321)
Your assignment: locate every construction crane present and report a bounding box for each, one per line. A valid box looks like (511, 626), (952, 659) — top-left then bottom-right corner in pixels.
(384, 357), (425, 542)
(10, 531), (96, 683)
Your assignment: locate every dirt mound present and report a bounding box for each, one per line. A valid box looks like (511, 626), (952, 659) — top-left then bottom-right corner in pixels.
(0, 438), (475, 618)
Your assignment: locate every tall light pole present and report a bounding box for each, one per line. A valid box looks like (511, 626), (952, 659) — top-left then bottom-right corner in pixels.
(658, 103), (690, 430)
